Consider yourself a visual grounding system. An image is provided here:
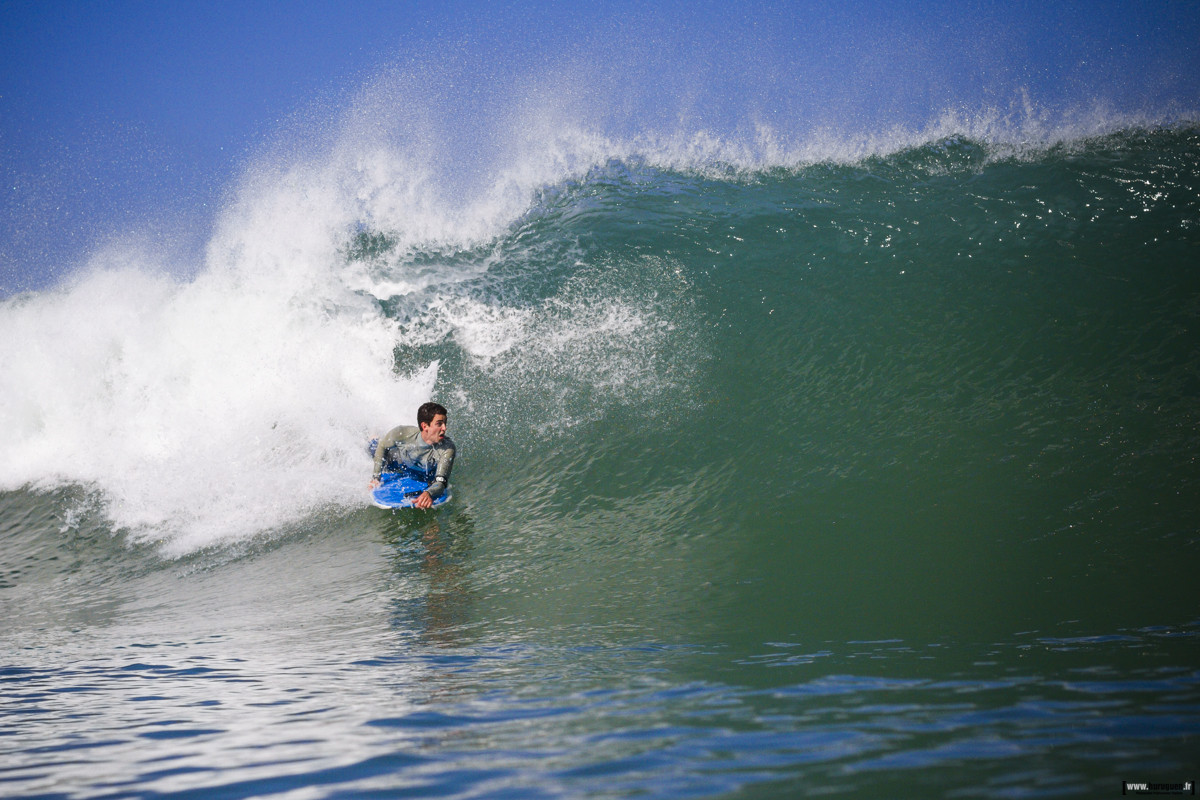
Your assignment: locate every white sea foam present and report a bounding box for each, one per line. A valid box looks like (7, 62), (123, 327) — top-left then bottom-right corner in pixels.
(0, 242), (430, 555)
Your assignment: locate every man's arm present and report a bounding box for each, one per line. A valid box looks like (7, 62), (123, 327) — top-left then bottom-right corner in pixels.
(372, 427), (403, 480)
(422, 440), (456, 500)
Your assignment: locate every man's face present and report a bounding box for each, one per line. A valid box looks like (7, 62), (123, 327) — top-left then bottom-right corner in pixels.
(421, 414), (448, 445)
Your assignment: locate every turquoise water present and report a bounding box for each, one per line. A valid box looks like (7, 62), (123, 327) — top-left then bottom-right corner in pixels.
(2, 126), (1199, 797)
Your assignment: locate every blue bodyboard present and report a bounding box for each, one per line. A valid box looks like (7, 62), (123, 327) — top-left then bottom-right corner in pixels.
(371, 472), (451, 509)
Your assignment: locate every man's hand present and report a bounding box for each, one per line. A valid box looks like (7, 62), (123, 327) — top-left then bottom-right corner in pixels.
(369, 478), (381, 489)
(412, 491), (433, 509)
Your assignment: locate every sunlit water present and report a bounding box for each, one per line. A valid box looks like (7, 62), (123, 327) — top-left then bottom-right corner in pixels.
(3, 107), (1199, 797)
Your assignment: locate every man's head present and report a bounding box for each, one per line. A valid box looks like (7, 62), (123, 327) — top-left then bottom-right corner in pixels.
(417, 402), (448, 445)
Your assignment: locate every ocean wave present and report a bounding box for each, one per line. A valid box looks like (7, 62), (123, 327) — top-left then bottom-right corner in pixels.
(2, 56), (1197, 555)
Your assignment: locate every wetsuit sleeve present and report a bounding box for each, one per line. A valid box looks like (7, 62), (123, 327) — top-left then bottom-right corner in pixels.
(425, 440), (455, 500)
(372, 427), (402, 479)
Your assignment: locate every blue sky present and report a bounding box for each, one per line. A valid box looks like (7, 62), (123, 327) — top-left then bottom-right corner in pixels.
(3, 0), (1199, 290)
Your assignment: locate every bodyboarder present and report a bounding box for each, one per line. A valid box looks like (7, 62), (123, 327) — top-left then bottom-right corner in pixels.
(370, 402), (456, 509)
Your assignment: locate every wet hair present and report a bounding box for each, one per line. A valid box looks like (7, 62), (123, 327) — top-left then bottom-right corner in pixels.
(417, 401), (448, 429)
